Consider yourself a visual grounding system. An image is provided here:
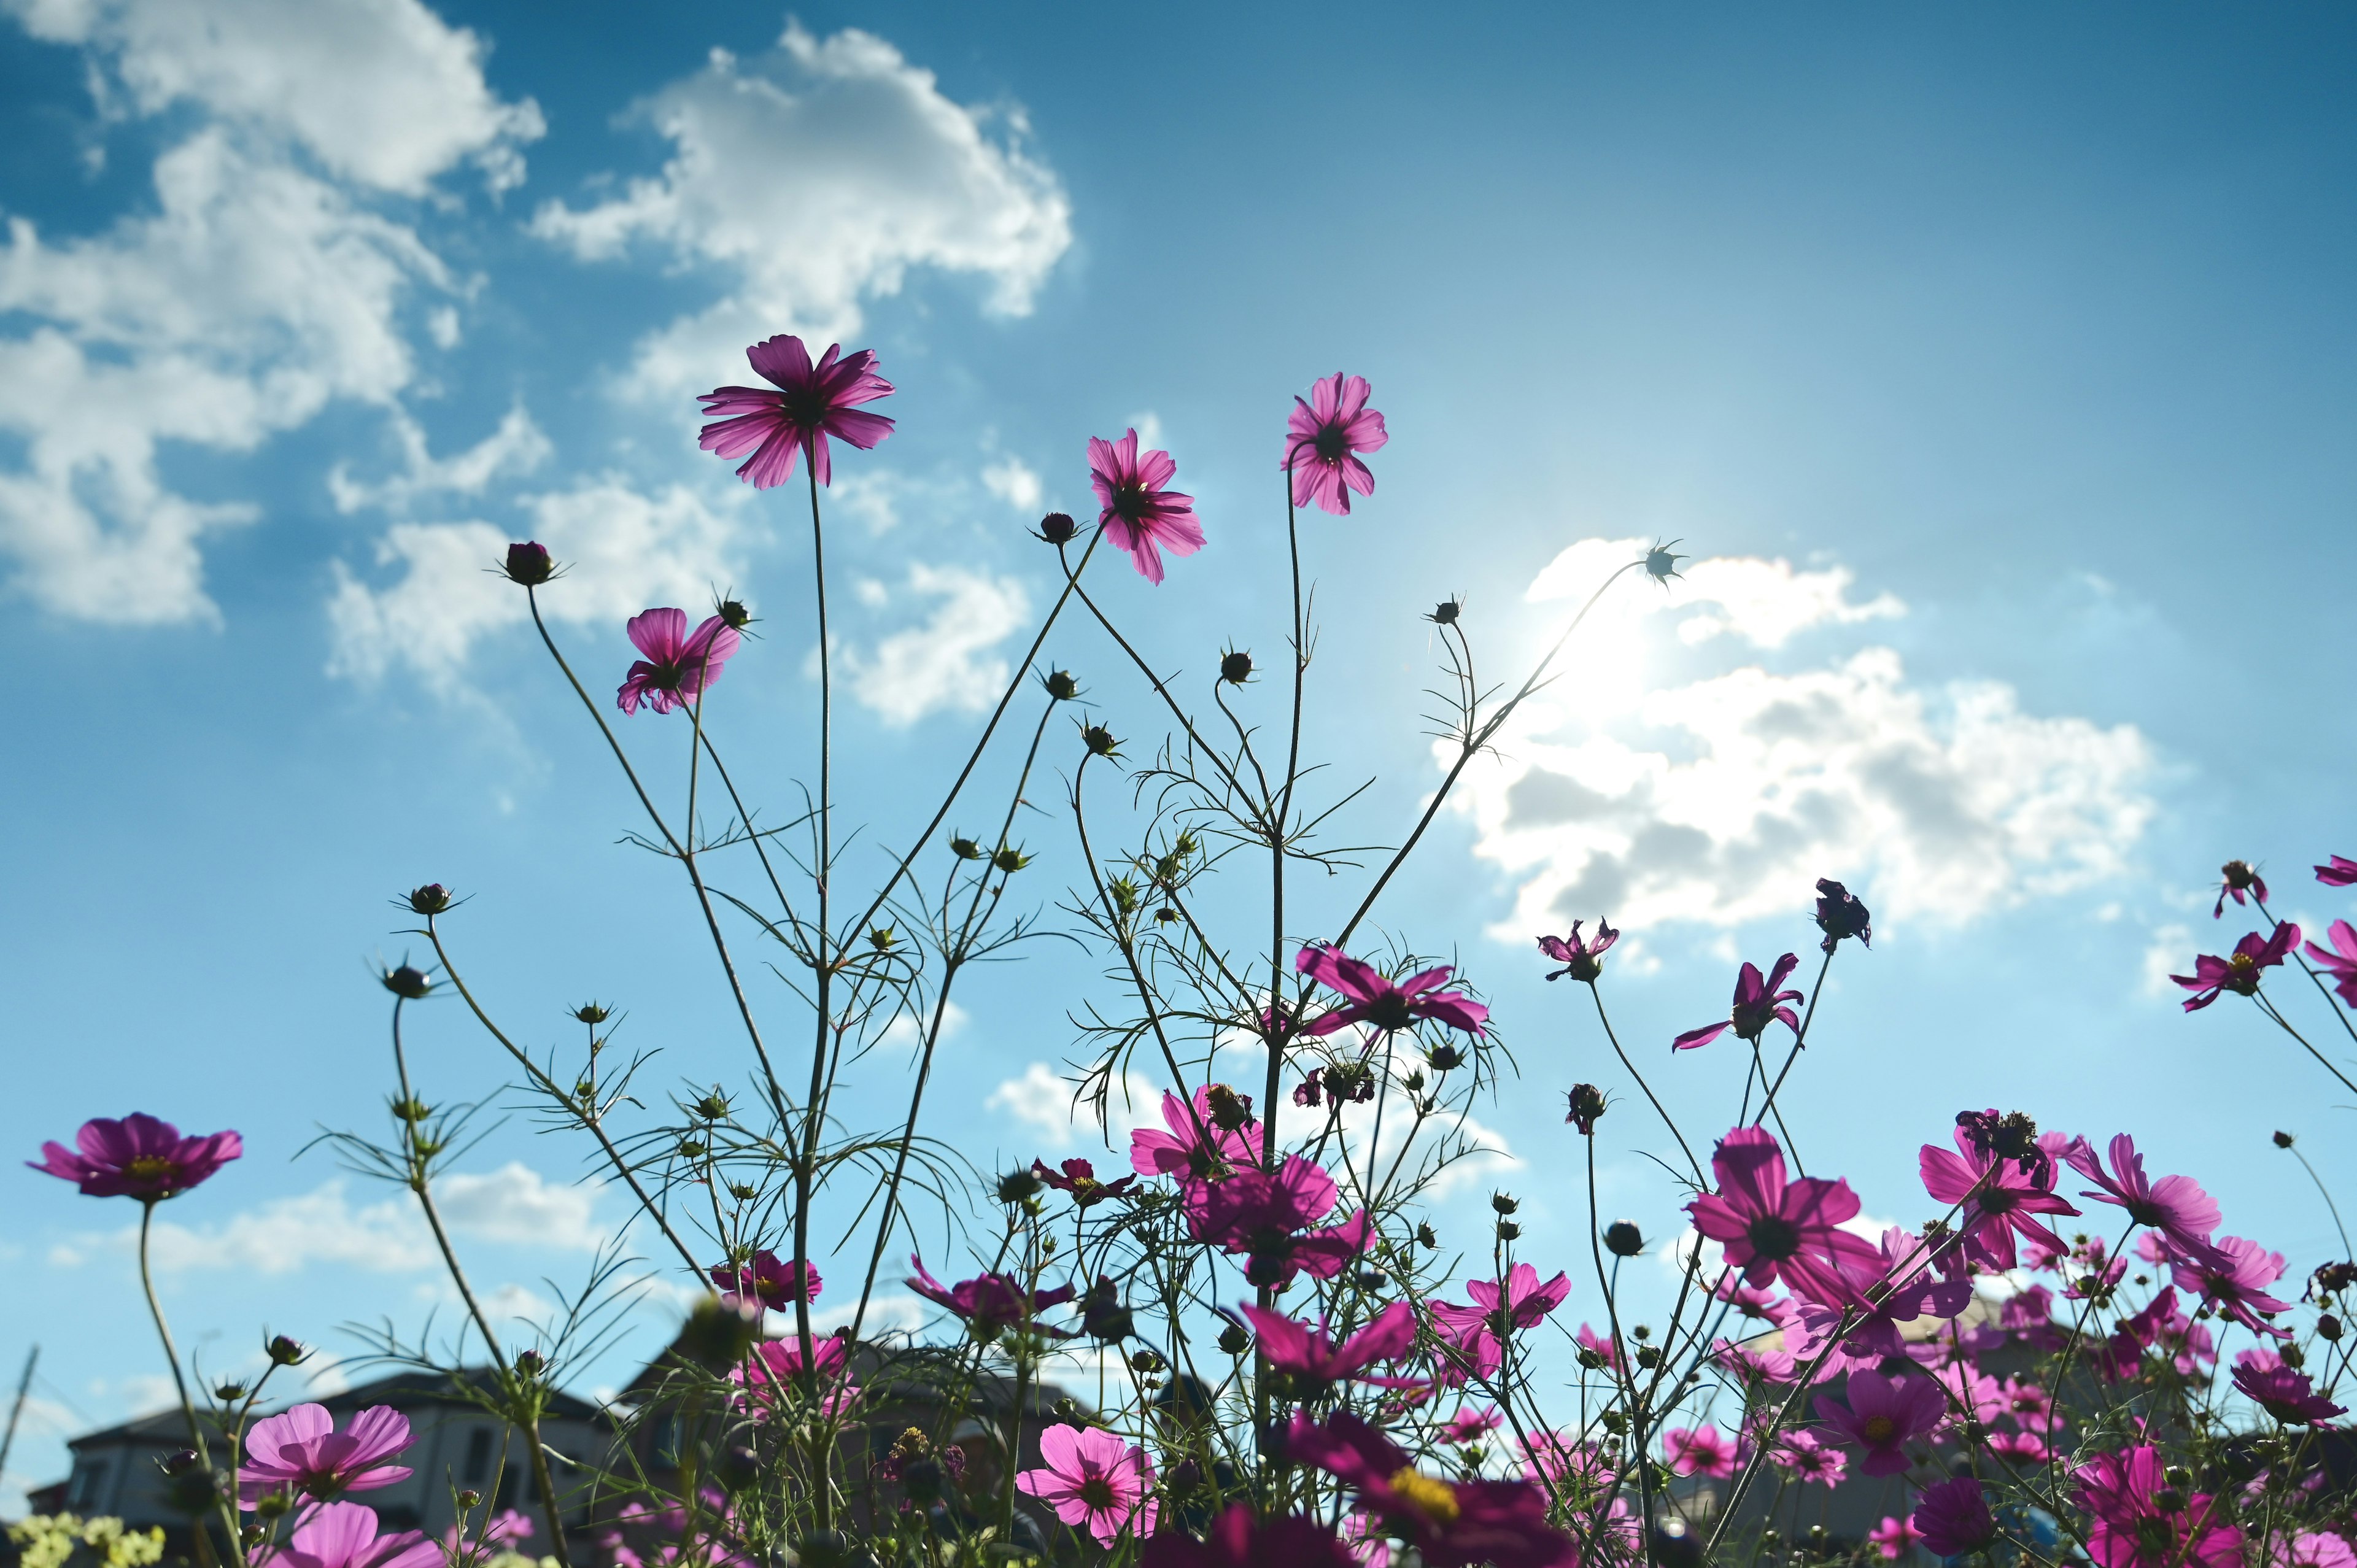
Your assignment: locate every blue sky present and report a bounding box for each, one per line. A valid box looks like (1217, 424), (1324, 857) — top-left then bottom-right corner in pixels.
(4, 0), (2356, 1510)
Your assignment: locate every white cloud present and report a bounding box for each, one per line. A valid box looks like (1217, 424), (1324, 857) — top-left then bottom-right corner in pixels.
(838, 562), (1029, 726)
(327, 477), (743, 689)
(1455, 644), (2156, 936)
(1528, 536), (1904, 648)
(530, 21), (1071, 395)
(987, 1060), (1161, 1151)
(435, 1162), (608, 1251)
(10, 0), (545, 195)
(878, 998), (970, 1054)
(2142, 922), (2195, 998)
(980, 456), (1042, 513)
(329, 403), (552, 515)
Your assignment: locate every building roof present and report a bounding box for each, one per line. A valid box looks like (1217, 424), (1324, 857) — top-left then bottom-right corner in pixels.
(64, 1368), (605, 1450)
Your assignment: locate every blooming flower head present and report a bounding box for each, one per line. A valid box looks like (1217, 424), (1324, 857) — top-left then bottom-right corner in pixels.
(2232, 1350), (2347, 1424)
(2173, 1235), (2293, 1337)
(615, 609), (741, 717)
(2172, 924), (2300, 1010)
(1813, 1367), (1942, 1476)
(1687, 1126), (1879, 1299)
(1438, 1407), (1503, 1445)
(2216, 859), (2268, 917)
(1296, 946), (1490, 1037)
(1283, 373), (1388, 516)
(1430, 1266), (1571, 1380)
(32, 1114), (242, 1201)
(697, 335), (894, 489)
(1014, 1424), (1156, 1545)
(1537, 921), (1617, 983)
(1786, 1224), (1973, 1365)
(707, 1251), (819, 1312)
(2003, 1376), (2056, 1432)
(1285, 1413), (1579, 1568)
(2065, 1134), (2223, 1262)
(1185, 1155), (1370, 1288)
(1912, 1478), (1997, 1558)
(1867, 1515), (1921, 1561)
(1089, 428), (1202, 584)
(2305, 921), (2357, 1008)
(906, 1258), (1077, 1340)
(1988, 1429), (2051, 1464)
(2319, 855), (2357, 887)
(1662, 1424), (1740, 1479)
(732, 1332), (861, 1419)
(1574, 1323), (1627, 1375)
(1767, 1429), (1848, 1487)
(1129, 1086), (1259, 1183)
(239, 1405), (414, 1504)
(1140, 1504), (1360, 1568)
(2076, 1444), (2243, 1568)
(274, 1504), (440, 1568)
(1714, 1335), (1798, 1385)
(1673, 953), (1803, 1051)
(1031, 1156), (1138, 1209)
(2278, 1533), (2357, 1568)
(1919, 1119), (2079, 1274)
(1813, 879), (1871, 954)
(1240, 1300), (1415, 1389)
(444, 1510), (532, 1556)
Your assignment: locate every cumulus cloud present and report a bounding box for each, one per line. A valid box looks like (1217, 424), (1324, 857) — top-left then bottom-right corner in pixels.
(328, 404), (552, 516)
(531, 21), (1072, 395)
(838, 562), (1030, 726)
(980, 456), (1042, 513)
(327, 477), (743, 688)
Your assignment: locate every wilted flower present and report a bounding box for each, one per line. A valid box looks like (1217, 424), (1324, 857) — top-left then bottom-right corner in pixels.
(1563, 1083), (1607, 1135)
(697, 335), (894, 489)
(1283, 373), (1388, 516)
(1089, 428), (1202, 584)
(31, 1114), (242, 1201)
(1813, 878), (1871, 952)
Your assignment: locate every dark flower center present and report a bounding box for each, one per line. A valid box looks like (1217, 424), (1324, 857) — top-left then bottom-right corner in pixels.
(1746, 1215), (1801, 1260)
(125, 1156), (177, 1181)
(1979, 1189), (2019, 1216)
(2134, 1518), (2179, 1555)
(1312, 423), (1350, 463)
(1363, 992), (1414, 1032)
(1862, 1415), (1896, 1443)
(1077, 1477), (1117, 1511)
(1111, 481), (1154, 522)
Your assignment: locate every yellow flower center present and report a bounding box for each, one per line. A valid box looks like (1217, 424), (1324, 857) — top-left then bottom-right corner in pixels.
(125, 1157), (177, 1181)
(1863, 1415), (1896, 1443)
(1387, 1467), (1461, 1526)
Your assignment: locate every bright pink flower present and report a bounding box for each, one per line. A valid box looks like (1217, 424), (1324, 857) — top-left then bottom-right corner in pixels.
(1813, 1368), (1941, 1476)
(1911, 1478), (1997, 1558)
(1662, 1424), (1740, 1479)
(1240, 1300), (1415, 1387)
(1918, 1123), (2079, 1273)
(1031, 1156), (1137, 1209)
(2077, 1445), (2243, 1568)
(1185, 1156), (1370, 1288)
(733, 1332), (860, 1418)
(1987, 1429), (2051, 1464)
(2003, 1376), (2056, 1432)
(907, 1257), (1076, 1338)
(1430, 1265), (1571, 1378)
(2232, 1350), (2347, 1424)
(2215, 860), (2268, 918)
(1537, 920), (1617, 984)
(1712, 1273), (1787, 1319)
(697, 335), (894, 490)
(708, 1250), (819, 1311)
(1928, 1361), (2003, 1429)
(2278, 1533), (2357, 1568)
(273, 1504), (439, 1568)
(1571, 1323), (1626, 1378)
(1438, 1407), (1503, 1445)
(1767, 1429), (1847, 1487)
(1713, 1335), (1796, 1385)
(1015, 1424), (1156, 1545)
(1866, 1516), (1921, 1561)
(30, 1113), (241, 1200)
(1088, 428), (1202, 584)
(615, 609), (741, 717)
(1283, 373), (1388, 516)
(1128, 1086), (1258, 1182)
(2172, 1235), (2293, 1337)
(1140, 1504), (1358, 1568)
(2319, 855), (2357, 887)
(2172, 924), (2300, 1010)
(1786, 1225), (1972, 1364)
(1517, 1430), (1610, 1490)
(2065, 1135), (2223, 1261)
(1295, 946), (1489, 1037)
(1285, 1413), (1579, 1568)
(2305, 921), (2357, 1008)
(1673, 952), (1803, 1051)
(239, 1405), (414, 1504)
(1687, 1126), (1879, 1300)
(444, 1510), (532, 1555)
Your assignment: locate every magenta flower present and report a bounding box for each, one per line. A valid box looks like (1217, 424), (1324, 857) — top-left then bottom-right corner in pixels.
(732, 1334), (859, 1419)
(1088, 428), (1202, 584)
(1536, 920), (1617, 983)
(1438, 1407), (1503, 1445)
(2319, 854), (2357, 887)
(2077, 1445), (2243, 1568)
(1239, 1300), (1415, 1388)
(274, 1504), (439, 1568)
(239, 1405), (414, 1504)
(1687, 1126), (1879, 1300)
(1576, 1323), (1628, 1375)
(615, 609), (741, 717)
(1813, 1368), (1942, 1476)
(1283, 373), (1388, 516)
(2172, 923), (2300, 1010)
(1813, 878), (1872, 954)
(906, 1257), (1075, 1339)
(1987, 1428), (2051, 1464)
(1767, 1429), (1847, 1487)
(1867, 1516), (1921, 1561)
(1030, 1156), (1138, 1209)
(696, 335), (894, 490)
(1285, 1413), (1578, 1568)
(1672, 953), (1803, 1051)
(2280, 1535), (2357, 1568)
(1140, 1504), (1358, 1568)
(1430, 1265), (1571, 1380)
(1785, 1225), (1972, 1364)
(1184, 1155), (1371, 1289)
(2215, 859), (2268, 917)
(1911, 1478), (1997, 1558)
(2232, 1351), (2345, 1424)
(2003, 1376), (2056, 1432)
(2305, 921), (2357, 1007)
(30, 1113), (241, 1201)
(1918, 1123), (2080, 1273)
(1662, 1424), (1740, 1479)
(1128, 1086), (1258, 1183)
(2172, 1234), (2294, 1337)
(1295, 945), (1488, 1037)
(708, 1250), (819, 1312)
(2065, 1134), (2224, 1262)
(1014, 1424), (1156, 1545)
(1713, 1336), (1797, 1385)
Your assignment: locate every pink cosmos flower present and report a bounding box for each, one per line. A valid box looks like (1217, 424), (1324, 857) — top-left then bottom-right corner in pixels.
(2278, 1534), (2357, 1568)
(1429, 1265), (1573, 1380)
(1918, 1124), (2079, 1274)
(1713, 1335), (1797, 1385)
(1283, 373), (1388, 516)
(1662, 1424), (1740, 1479)
(1767, 1429), (1848, 1487)
(2215, 860), (2268, 918)
(1295, 946), (1489, 1037)
(1517, 1431), (1611, 1491)
(1785, 1225), (1973, 1365)
(1140, 1504), (1358, 1568)
(2076, 1444), (2243, 1568)
(733, 1332), (860, 1418)
(2065, 1134), (2223, 1264)
(2305, 921), (2357, 1007)
(1015, 1424), (1156, 1545)
(1031, 1156), (1137, 1209)
(444, 1510), (532, 1556)
(31, 1114), (242, 1201)
(708, 1251), (819, 1312)
(1185, 1156), (1371, 1289)
(2172, 924), (2301, 1010)
(1987, 1429), (2051, 1464)
(1867, 1516), (1921, 1561)
(1438, 1407), (1503, 1445)
(1673, 953), (1803, 1051)
(2003, 1376), (2056, 1432)
(1088, 428), (1202, 584)
(1128, 1087), (1257, 1183)
(1537, 920), (1618, 983)
(616, 609), (741, 717)
(273, 1504), (439, 1568)
(1927, 1361), (2004, 1429)
(906, 1257), (1076, 1338)
(1813, 1368), (1942, 1476)
(239, 1405), (414, 1504)
(1713, 1273), (1786, 1319)
(2172, 1235), (2293, 1337)
(1240, 1300), (1415, 1388)
(1912, 1478), (1997, 1558)
(2319, 855), (2357, 887)
(1285, 1413), (1579, 1568)
(2232, 1350), (2347, 1424)
(696, 335), (894, 490)
(1687, 1126), (1879, 1300)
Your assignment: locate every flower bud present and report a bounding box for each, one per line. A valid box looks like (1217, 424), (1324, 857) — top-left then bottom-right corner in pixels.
(382, 964), (432, 1000)
(2275, 1130), (2296, 1148)
(1635, 1344), (1662, 1369)
(1428, 599), (1461, 625)
(1604, 1220), (1644, 1257)
(867, 925), (897, 951)
(1565, 1083), (1608, 1135)
(1496, 1219), (1521, 1241)
(1217, 1321), (1252, 1356)
(161, 1449), (200, 1477)
(950, 834), (984, 860)
(266, 1335), (309, 1367)
(407, 884), (452, 916)
(1415, 1223), (1439, 1248)
(502, 541), (555, 586)
(241, 1526), (269, 1550)
(214, 1381), (247, 1402)
(2323, 1314), (2344, 1342)
(1644, 540), (1686, 584)
(2164, 1465), (2191, 1489)
(1082, 724), (1120, 758)
(1128, 1347), (1166, 1375)
(694, 1092), (731, 1121)
(1428, 1043), (1465, 1072)
(1491, 1193), (1519, 1216)
(714, 598), (753, 630)
(996, 1168), (1043, 1204)
(457, 1491), (482, 1511)
(1036, 512), (1078, 544)
(2154, 1488), (2186, 1514)
(991, 846), (1031, 873)
(1219, 649), (1254, 684)
(679, 1293), (762, 1363)
(2282, 1342), (2306, 1369)
(255, 1491), (294, 1519)
(1043, 669), (1080, 701)
(514, 1350), (545, 1377)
